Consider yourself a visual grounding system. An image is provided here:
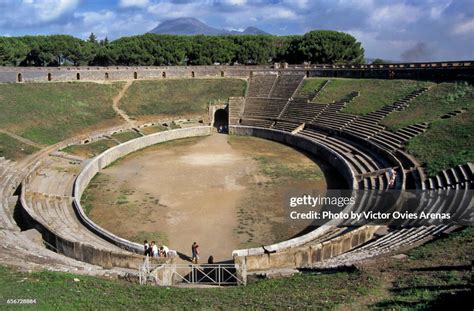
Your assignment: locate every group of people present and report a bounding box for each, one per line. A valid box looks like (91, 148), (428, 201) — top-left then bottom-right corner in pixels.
(143, 240), (169, 257)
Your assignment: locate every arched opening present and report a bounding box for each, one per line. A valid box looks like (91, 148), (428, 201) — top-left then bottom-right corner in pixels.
(162, 71), (166, 78)
(191, 71), (195, 78)
(221, 71), (225, 77)
(17, 73), (23, 83)
(306, 70), (310, 78)
(47, 73), (52, 81)
(134, 72), (138, 79)
(76, 73), (81, 80)
(213, 109), (228, 133)
(105, 72), (109, 80)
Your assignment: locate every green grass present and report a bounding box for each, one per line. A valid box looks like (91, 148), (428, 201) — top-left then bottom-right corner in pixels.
(0, 82), (124, 145)
(111, 131), (141, 143)
(130, 231), (169, 246)
(0, 226), (471, 309)
(298, 78), (433, 115)
(383, 82), (474, 175)
(62, 139), (118, 158)
(373, 226), (473, 309)
(254, 155), (323, 180)
(0, 133), (39, 160)
(383, 82), (474, 129)
(0, 266), (374, 310)
(406, 110), (474, 175)
(120, 79), (246, 118)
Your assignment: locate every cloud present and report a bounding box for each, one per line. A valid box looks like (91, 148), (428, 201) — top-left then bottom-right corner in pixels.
(452, 19), (474, 35)
(0, 0), (79, 27)
(119, 0), (150, 9)
(0, 0), (472, 61)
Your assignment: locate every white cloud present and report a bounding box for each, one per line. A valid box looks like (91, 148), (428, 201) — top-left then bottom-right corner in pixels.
(0, 0), (79, 26)
(369, 4), (422, 28)
(452, 19), (474, 35)
(119, 0), (150, 9)
(225, 0), (247, 6)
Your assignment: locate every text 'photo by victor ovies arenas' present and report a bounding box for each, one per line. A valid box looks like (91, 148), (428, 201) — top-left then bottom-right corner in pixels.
(0, 0), (472, 309)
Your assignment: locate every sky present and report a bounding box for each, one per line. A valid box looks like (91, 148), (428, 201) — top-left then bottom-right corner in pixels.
(0, 0), (472, 61)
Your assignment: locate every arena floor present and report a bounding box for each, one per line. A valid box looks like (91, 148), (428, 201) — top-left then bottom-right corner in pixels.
(84, 133), (341, 261)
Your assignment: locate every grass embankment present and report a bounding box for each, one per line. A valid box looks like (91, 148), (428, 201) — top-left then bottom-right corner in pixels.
(298, 78), (433, 114)
(119, 79), (246, 120)
(62, 139), (118, 158)
(111, 130), (141, 143)
(383, 82), (474, 175)
(0, 226), (471, 309)
(372, 226), (473, 309)
(0, 82), (124, 146)
(0, 133), (38, 160)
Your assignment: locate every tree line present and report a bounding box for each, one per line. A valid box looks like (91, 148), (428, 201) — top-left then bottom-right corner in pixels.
(0, 30), (364, 67)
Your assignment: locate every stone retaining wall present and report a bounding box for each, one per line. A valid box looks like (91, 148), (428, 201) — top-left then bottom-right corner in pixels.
(234, 225), (379, 273)
(1, 61), (472, 83)
(73, 126), (212, 254)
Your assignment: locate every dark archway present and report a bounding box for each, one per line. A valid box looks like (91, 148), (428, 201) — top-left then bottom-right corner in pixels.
(17, 73), (23, 83)
(47, 73), (52, 81)
(214, 109), (228, 133)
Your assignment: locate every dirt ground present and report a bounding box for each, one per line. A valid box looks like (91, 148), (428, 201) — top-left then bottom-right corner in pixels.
(85, 134), (341, 262)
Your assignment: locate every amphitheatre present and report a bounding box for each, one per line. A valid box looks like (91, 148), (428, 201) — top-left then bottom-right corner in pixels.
(0, 62), (473, 306)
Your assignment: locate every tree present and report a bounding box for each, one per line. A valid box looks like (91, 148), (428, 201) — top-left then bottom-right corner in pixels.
(297, 30), (364, 64)
(88, 32), (98, 45)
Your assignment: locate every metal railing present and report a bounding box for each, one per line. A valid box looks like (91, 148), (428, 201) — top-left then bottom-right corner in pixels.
(139, 259), (244, 286)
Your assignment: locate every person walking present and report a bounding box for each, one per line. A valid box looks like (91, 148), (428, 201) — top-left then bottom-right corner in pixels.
(191, 242), (200, 264)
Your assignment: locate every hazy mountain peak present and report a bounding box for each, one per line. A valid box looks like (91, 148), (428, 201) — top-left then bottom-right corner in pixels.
(149, 17), (269, 36)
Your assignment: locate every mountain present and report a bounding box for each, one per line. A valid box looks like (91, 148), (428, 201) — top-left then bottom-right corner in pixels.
(149, 17), (269, 36)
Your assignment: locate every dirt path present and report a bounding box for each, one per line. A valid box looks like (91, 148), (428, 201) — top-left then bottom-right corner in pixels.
(112, 81), (136, 128)
(0, 129), (46, 149)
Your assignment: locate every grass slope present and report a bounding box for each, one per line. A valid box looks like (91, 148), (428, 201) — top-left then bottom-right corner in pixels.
(120, 79), (246, 119)
(298, 78), (433, 115)
(383, 82), (474, 175)
(0, 227), (471, 309)
(0, 133), (39, 160)
(0, 82), (124, 145)
(62, 139), (117, 158)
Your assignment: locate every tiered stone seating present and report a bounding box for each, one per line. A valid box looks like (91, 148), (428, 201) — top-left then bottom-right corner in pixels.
(246, 75), (277, 97)
(423, 163), (474, 190)
(343, 88), (429, 138)
(240, 118), (274, 128)
(298, 128), (391, 190)
(310, 225), (449, 268)
(308, 79), (331, 101)
(311, 92), (359, 130)
(0, 157), (22, 230)
(280, 98), (327, 123)
(269, 75), (305, 99)
(243, 97), (288, 119)
(272, 121), (300, 132)
(370, 123), (429, 151)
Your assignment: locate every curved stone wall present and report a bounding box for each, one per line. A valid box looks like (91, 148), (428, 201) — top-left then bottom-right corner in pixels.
(73, 126), (213, 254)
(230, 125), (359, 257)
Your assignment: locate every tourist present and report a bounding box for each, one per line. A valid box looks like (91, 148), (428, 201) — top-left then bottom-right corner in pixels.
(207, 255), (214, 264)
(151, 241), (159, 257)
(143, 240), (149, 256)
(388, 168), (397, 188)
(160, 245), (169, 257)
(191, 242), (200, 264)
